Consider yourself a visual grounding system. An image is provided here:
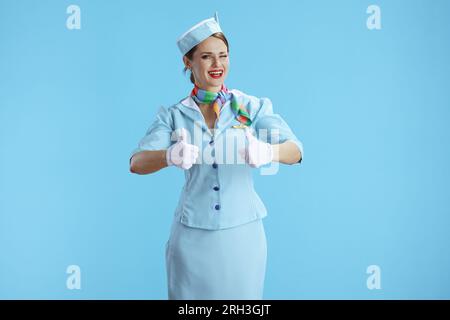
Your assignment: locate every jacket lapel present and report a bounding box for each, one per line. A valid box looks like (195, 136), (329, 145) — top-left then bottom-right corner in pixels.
(177, 96), (211, 136)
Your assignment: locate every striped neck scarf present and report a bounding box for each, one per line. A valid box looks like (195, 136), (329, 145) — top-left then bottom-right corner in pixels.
(190, 84), (252, 126)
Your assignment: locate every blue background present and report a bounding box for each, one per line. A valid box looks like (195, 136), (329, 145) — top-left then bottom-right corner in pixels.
(1, 0), (450, 299)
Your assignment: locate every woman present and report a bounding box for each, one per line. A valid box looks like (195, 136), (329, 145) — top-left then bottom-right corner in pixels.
(129, 12), (303, 299)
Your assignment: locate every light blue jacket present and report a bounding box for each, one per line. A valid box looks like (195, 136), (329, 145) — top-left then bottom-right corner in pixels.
(130, 89), (304, 230)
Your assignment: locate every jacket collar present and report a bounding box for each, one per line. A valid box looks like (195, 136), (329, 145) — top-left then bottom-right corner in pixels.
(176, 90), (243, 138)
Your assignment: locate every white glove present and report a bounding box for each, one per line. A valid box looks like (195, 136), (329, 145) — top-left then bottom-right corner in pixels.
(166, 128), (199, 170)
(239, 127), (273, 168)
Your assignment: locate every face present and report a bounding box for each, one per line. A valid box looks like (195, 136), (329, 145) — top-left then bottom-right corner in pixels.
(184, 36), (229, 92)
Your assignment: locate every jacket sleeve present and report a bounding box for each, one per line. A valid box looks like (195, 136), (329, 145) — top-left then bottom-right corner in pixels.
(129, 106), (174, 163)
(252, 97), (303, 164)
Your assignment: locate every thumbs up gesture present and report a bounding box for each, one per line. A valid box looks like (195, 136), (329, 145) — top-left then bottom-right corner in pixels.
(166, 128), (199, 170)
(239, 127), (273, 168)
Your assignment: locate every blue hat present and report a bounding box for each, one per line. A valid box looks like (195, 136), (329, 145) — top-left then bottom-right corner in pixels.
(177, 12), (222, 56)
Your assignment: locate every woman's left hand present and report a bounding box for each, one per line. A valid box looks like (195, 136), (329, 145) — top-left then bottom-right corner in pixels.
(239, 127), (273, 168)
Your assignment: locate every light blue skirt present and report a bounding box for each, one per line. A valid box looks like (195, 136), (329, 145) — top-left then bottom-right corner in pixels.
(165, 216), (267, 300)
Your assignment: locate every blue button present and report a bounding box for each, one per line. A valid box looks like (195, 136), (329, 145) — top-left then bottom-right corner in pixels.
(215, 204), (220, 210)
(213, 186), (220, 191)
(209, 139), (214, 145)
(212, 163), (218, 169)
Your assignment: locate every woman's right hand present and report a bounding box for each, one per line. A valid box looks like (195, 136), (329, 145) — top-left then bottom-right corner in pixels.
(166, 128), (199, 170)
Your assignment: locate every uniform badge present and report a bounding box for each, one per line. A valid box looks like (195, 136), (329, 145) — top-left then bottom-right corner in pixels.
(231, 124), (248, 129)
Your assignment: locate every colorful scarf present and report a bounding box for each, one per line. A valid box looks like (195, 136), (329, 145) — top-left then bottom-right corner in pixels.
(190, 84), (252, 126)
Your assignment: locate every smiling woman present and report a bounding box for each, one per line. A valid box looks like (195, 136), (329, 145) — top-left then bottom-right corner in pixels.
(181, 33), (230, 130)
(182, 32), (229, 89)
(129, 12), (303, 300)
